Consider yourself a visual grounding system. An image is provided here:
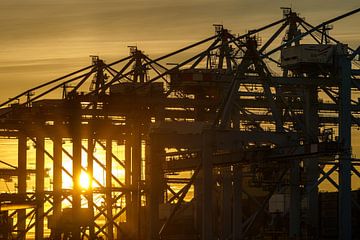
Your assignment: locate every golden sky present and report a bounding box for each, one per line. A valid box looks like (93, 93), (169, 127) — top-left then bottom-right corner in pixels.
(0, 1), (359, 191)
(0, 0), (359, 100)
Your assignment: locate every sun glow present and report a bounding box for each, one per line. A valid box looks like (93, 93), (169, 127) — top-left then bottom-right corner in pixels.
(79, 171), (90, 190)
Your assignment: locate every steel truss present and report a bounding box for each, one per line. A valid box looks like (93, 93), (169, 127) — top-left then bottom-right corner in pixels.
(0, 7), (359, 240)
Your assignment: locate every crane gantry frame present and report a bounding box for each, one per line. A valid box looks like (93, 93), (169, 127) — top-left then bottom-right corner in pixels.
(0, 7), (359, 240)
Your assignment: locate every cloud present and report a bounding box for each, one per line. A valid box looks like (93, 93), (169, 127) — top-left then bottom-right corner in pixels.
(0, 0), (359, 101)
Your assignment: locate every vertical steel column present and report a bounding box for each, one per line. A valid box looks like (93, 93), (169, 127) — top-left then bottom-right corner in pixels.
(71, 100), (82, 240)
(289, 159), (301, 238)
(304, 86), (319, 237)
(87, 138), (95, 239)
(53, 133), (62, 240)
(233, 165), (243, 240)
(125, 136), (132, 227)
(194, 173), (203, 236)
(194, 97), (206, 236)
(285, 16), (303, 238)
(202, 130), (213, 240)
(17, 134), (27, 240)
(132, 124), (142, 236)
(35, 136), (45, 239)
(147, 134), (161, 240)
(220, 168), (232, 239)
(106, 139), (114, 239)
(232, 113), (242, 239)
(338, 48), (352, 240)
(72, 134), (82, 240)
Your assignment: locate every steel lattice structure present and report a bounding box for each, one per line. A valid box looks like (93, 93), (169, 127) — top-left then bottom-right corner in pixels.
(0, 7), (359, 240)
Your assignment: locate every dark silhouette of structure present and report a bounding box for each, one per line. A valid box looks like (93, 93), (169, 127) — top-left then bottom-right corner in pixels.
(0, 7), (359, 240)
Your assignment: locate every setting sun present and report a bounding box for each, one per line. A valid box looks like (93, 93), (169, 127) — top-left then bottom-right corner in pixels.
(0, 2), (359, 239)
(79, 171), (90, 190)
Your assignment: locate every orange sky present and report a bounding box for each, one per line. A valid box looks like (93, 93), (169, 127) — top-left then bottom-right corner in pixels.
(0, 0), (359, 99)
(0, 1), (359, 191)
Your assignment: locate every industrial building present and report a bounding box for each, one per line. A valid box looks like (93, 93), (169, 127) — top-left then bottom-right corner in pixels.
(0, 7), (359, 240)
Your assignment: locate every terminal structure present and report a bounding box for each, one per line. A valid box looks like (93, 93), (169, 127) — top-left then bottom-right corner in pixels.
(0, 7), (359, 240)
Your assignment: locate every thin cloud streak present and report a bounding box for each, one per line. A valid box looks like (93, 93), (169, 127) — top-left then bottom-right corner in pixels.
(0, 0), (359, 101)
